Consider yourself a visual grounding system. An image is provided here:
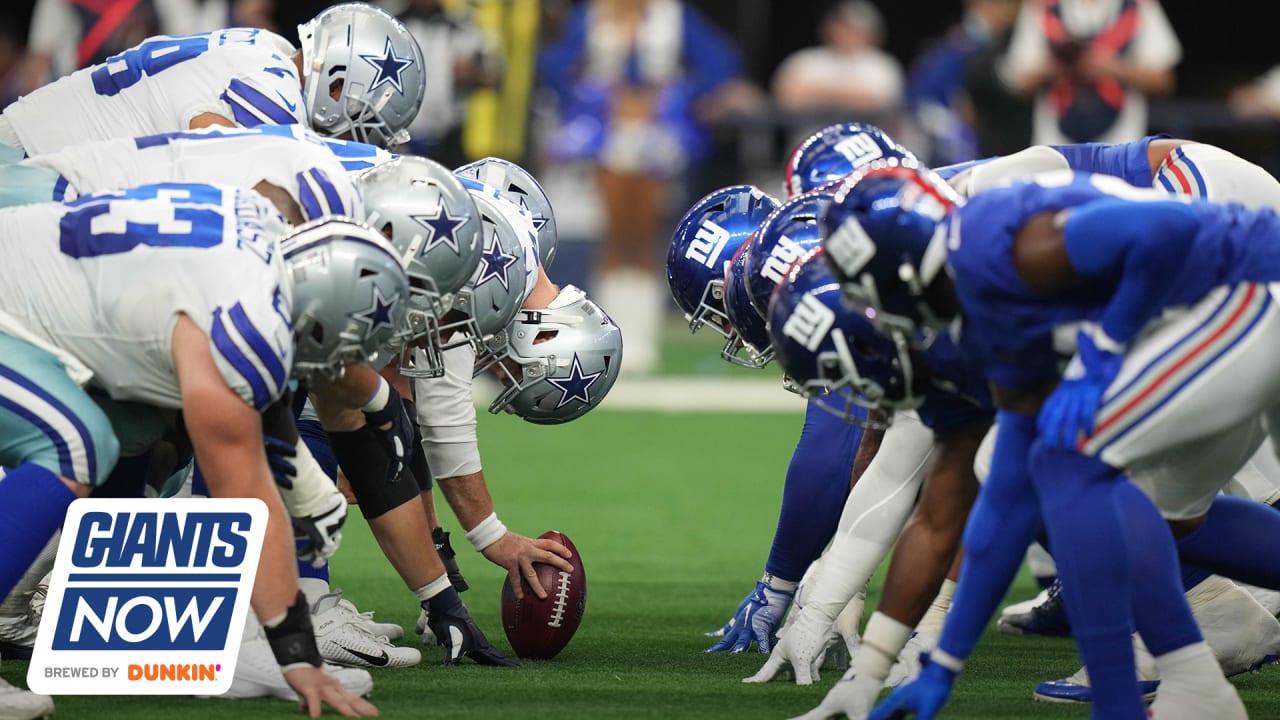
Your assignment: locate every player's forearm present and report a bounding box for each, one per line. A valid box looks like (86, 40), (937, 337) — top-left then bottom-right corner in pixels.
(1062, 199), (1200, 345)
(435, 471), (496, 532)
(312, 363), (383, 411)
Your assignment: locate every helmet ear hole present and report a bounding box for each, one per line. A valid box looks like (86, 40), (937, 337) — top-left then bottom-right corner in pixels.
(328, 78), (344, 101)
(533, 330), (557, 345)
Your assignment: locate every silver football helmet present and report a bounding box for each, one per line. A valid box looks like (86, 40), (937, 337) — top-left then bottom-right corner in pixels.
(455, 157), (558, 268)
(485, 285), (623, 424)
(282, 217), (411, 382)
(297, 3), (425, 148)
(437, 190), (537, 365)
(357, 155), (483, 377)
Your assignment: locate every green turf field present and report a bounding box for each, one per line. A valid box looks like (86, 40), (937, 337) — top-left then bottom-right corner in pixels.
(6, 408), (1280, 718)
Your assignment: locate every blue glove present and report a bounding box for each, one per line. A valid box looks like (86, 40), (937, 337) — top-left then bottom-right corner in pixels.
(706, 580), (795, 653)
(868, 655), (959, 720)
(363, 386), (414, 483)
(1038, 329), (1125, 448)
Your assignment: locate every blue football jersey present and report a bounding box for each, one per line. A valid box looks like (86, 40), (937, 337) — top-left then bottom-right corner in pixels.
(916, 330), (995, 433)
(948, 170), (1280, 391)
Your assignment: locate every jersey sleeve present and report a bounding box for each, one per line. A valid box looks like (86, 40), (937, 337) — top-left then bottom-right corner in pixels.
(217, 54), (306, 129)
(206, 293), (293, 410)
(414, 344), (481, 480)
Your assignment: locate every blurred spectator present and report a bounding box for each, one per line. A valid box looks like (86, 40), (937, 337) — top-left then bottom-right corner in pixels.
(771, 1), (904, 117)
(1229, 65), (1280, 119)
(0, 13), (26, 110)
(537, 0), (757, 375)
(999, 0), (1181, 145)
(384, 0), (502, 166)
(905, 0), (1023, 165)
(960, 0), (1034, 157)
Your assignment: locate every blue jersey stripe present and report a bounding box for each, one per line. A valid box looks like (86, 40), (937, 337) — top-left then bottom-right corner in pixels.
(310, 168), (345, 215)
(210, 309), (270, 409)
(0, 365), (97, 483)
(52, 175), (70, 201)
(296, 171), (323, 220)
(222, 79), (296, 126)
(228, 302), (287, 392)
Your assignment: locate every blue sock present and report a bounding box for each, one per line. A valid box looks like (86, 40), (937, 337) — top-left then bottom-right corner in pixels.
(1177, 494), (1280, 589)
(91, 450), (149, 498)
(191, 462), (208, 496)
(0, 464), (77, 597)
(1029, 444), (1144, 719)
(1179, 562), (1213, 593)
(763, 401), (862, 581)
(1115, 482), (1202, 657)
(295, 417), (337, 584)
(937, 411), (1042, 660)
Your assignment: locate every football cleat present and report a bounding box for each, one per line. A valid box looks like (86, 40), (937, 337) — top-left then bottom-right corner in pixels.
(333, 590), (404, 642)
(212, 618), (373, 701)
(997, 578), (1071, 637)
(311, 592), (421, 668)
(0, 672), (53, 720)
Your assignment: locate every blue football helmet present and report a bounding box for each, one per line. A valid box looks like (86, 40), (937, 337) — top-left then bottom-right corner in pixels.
(768, 248), (929, 425)
(666, 185), (780, 338)
(721, 243), (773, 368)
(783, 123), (915, 198)
(744, 188), (833, 321)
(822, 161), (960, 338)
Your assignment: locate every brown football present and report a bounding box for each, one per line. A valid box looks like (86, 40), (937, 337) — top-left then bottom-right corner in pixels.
(499, 530), (586, 659)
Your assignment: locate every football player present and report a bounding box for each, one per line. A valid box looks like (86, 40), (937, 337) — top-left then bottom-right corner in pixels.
(0, 183), (409, 716)
(823, 160), (1280, 720)
(0, 3), (423, 156)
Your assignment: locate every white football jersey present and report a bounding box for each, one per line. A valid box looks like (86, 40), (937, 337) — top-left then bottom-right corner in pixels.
(2, 28), (305, 156)
(320, 136), (398, 174)
(27, 125), (361, 222)
(0, 184), (293, 410)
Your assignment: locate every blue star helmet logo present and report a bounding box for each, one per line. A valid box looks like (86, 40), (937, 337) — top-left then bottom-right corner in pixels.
(546, 353), (604, 409)
(411, 204), (465, 255)
(511, 192), (548, 233)
(476, 229), (518, 290)
(360, 38), (415, 94)
(357, 284), (398, 332)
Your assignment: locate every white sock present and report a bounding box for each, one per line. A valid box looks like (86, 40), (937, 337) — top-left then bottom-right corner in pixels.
(1154, 642), (1224, 690)
(855, 612), (913, 681)
(413, 574), (452, 605)
(916, 579), (955, 639)
(298, 577), (330, 609)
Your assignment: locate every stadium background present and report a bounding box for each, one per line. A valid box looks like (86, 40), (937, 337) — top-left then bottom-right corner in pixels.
(1, 1), (1279, 717)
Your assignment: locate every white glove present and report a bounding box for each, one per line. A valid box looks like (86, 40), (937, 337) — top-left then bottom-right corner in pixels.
(885, 631), (936, 688)
(743, 604), (836, 686)
(292, 489), (346, 568)
(786, 669), (884, 720)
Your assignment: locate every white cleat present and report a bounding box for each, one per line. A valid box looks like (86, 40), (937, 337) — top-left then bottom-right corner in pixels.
(330, 589), (404, 641)
(312, 592), (420, 668)
(886, 630), (936, 688)
(1188, 574), (1280, 676)
(0, 674), (54, 720)
(214, 620), (373, 701)
(1240, 583), (1280, 617)
(999, 586), (1050, 621)
(1148, 673), (1247, 720)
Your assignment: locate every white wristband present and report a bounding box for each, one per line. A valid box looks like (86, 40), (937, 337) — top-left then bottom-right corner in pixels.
(760, 572), (799, 594)
(465, 512), (507, 552)
(361, 376), (391, 413)
(931, 649), (966, 673)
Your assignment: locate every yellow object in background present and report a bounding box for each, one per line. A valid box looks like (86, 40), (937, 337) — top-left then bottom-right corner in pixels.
(453, 0), (541, 162)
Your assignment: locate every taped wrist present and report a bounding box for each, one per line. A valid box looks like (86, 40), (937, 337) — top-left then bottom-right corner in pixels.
(465, 512), (507, 552)
(328, 427), (418, 519)
(262, 591), (323, 671)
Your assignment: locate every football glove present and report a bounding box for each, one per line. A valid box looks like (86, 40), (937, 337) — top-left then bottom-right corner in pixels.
(743, 604), (836, 685)
(423, 589), (516, 667)
(1038, 329), (1124, 448)
(707, 579), (795, 653)
(787, 669), (885, 720)
(292, 490), (346, 568)
(867, 654), (959, 720)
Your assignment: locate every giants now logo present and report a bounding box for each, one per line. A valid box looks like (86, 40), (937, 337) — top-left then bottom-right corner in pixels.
(28, 499), (266, 696)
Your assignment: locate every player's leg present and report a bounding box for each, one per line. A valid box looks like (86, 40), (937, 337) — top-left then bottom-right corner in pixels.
(0, 333), (118, 597)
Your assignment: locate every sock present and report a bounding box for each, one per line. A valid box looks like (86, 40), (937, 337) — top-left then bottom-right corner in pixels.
(764, 400), (862, 582)
(1180, 563), (1213, 593)
(298, 576), (330, 607)
(1153, 642), (1225, 693)
(936, 412), (1042, 662)
(1115, 482), (1203, 656)
(855, 612), (913, 681)
(0, 531), (59, 615)
(916, 579), (955, 639)
(90, 451), (149, 498)
(0, 465), (76, 598)
(1029, 443), (1143, 718)
(414, 574), (452, 606)
(1177, 494), (1280, 588)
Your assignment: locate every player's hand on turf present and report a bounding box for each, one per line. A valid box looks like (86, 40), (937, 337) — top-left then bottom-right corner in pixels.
(1038, 329), (1124, 448)
(424, 594), (518, 667)
(786, 668), (884, 720)
(482, 531), (573, 600)
(707, 580), (794, 653)
(283, 665), (378, 718)
(293, 489), (347, 568)
(743, 605), (834, 685)
(361, 384), (414, 483)
(866, 655), (958, 720)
